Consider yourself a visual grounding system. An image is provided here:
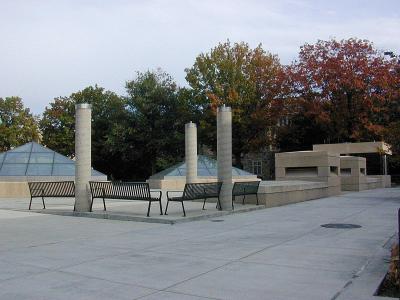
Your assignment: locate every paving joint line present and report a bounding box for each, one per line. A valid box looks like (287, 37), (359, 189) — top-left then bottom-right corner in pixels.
(237, 260), (354, 274)
(149, 224), (332, 296)
(133, 289), (223, 300)
(329, 234), (394, 300)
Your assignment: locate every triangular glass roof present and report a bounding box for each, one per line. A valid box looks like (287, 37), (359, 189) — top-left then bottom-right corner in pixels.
(0, 142), (105, 177)
(150, 155), (255, 179)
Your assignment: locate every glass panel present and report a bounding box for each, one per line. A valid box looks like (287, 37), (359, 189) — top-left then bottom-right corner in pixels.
(0, 164), (27, 175)
(29, 153), (54, 164)
(8, 143), (33, 152)
(177, 168), (186, 176)
(201, 156), (217, 169)
(197, 158), (205, 168)
(4, 152), (30, 163)
(167, 169), (180, 176)
(207, 168), (217, 176)
(31, 143), (53, 153)
(54, 153), (73, 163)
(156, 155), (254, 179)
(245, 170), (254, 175)
(0, 153), (5, 164)
(198, 168), (211, 176)
(52, 164), (75, 176)
(91, 169), (105, 176)
(26, 164), (52, 175)
(236, 167), (253, 175)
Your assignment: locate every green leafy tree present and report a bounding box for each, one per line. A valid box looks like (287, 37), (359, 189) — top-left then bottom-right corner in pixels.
(40, 86), (129, 179)
(0, 97), (40, 151)
(125, 70), (194, 177)
(40, 97), (75, 156)
(185, 41), (283, 167)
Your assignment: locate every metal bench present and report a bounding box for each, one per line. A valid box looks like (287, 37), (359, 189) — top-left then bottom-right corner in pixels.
(28, 181), (75, 210)
(165, 182), (222, 217)
(89, 181), (162, 217)
(232, 181), (261, 209)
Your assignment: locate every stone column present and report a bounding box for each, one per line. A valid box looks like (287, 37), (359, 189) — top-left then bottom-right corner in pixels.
(217, 105), (233, 211)
(75, 103), (92, 212)
(185, 122), (197, 184)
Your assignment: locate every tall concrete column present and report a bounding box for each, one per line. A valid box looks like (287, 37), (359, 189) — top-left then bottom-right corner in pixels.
(185, 122), (197, 183)
(75, 103), (92, 212)
(217, 105), (233, 211)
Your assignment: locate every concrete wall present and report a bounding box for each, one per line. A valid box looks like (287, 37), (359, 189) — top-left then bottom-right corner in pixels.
(313, 141), (391, 155)
(340, 156), (367, 191)
(275, 151), (341, 196)
(0, 182), (30, 198)
(234, 180), (333, 207)
(367, 175), (391, 188)
(339, 156), (392, 191)
(0, 175), (107, 198)
(147, 176), (259, 190)
(0, 175), (107, 182)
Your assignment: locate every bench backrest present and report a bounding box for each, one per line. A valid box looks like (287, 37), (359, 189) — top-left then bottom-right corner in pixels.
(28, 181), (75, 197)
(232, 181), (260, 196)
(182, 182), (222, 200)
(89, 181), (151, 200)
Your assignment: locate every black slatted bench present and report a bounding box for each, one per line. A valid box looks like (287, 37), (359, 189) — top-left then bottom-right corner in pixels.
(28, 181), (75, 210)
(232, 181), (261, 209)
(89, 181), (162, 217)
(165, 182), (222, 217)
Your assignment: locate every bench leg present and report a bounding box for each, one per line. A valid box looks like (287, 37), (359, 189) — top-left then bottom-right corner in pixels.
(90, 197), (94, 212)
(42, 196), (46, 209)
(102, 197), (106, 211)
(256, 194), (259, 205)
(165, 199), (169, 215)
(147, 201), (151, 217)
(159, 200), (163, 215)
(29, 197), (33, 210)
(242, 195), (246, 205)
(181, 201), (186, 217)
(232, 195), (235, 210)
(217, 196), (222, 210)
(202, 198), (206, 210)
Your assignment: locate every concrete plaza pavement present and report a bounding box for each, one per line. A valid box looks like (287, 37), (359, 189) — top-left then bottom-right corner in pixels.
(2, 194), (264, 224)
(0, 187), (398, 299)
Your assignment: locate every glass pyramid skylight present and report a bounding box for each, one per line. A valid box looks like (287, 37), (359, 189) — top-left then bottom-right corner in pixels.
(150, 155), (255, 179)
(0, 142), (105, 176)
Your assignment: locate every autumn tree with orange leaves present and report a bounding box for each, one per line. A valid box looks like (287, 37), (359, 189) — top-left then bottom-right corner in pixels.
(185, 41), (283, 167)
(277, 38), (400, 151)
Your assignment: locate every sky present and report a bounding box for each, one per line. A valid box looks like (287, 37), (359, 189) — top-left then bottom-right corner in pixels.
(1, 0), (399, 115)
